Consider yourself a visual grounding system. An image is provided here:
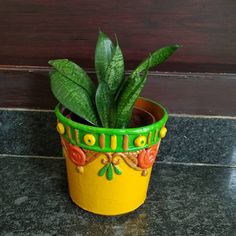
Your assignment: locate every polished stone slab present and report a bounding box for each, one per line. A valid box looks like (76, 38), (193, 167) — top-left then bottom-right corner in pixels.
(0, 110), (60, 157)
(0, 110), (236, 165)
(1, 156), (236, 235)
(159, 116), (236, 165)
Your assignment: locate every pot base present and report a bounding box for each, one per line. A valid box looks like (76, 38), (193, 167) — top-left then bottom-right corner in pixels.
(71, 196), (145, 216)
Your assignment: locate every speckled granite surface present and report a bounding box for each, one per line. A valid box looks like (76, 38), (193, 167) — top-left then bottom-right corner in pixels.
(1, 110), (236, 236)
(1, 156), (236, 236)
(0, 110), (59, 157)
(0, 110), (236, 165)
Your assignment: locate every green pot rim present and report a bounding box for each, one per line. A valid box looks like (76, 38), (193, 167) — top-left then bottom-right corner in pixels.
(55, 97), (168, 152)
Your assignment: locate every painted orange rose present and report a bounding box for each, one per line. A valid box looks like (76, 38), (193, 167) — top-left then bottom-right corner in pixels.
(68, 144), (86, 166)
(138, 142), (160, 169)
(61, 138), (86, 166)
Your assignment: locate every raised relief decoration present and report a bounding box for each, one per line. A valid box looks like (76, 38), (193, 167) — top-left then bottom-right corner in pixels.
(61, 137), (160, 180)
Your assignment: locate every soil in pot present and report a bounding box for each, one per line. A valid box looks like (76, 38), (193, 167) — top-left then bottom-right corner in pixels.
(66, 107), (156, 128)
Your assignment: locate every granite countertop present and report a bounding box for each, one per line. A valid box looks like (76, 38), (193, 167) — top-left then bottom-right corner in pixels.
(0, 110), (236, 236)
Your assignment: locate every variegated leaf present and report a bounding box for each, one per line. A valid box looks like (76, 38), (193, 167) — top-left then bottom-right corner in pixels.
(50, 71), (100, 126)
(95, 31), (114, 82)
(104, 44), (124, 94)
(115, 64), (149, 128)
(132, 45), (181, 76)
(95, 81), (114, 128)
(48, 59), (96, 98)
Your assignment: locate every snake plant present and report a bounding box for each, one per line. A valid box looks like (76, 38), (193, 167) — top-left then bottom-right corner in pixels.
(49, 31), (181, 128)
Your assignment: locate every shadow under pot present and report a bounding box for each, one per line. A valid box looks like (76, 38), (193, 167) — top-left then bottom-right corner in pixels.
(55, 97), (168, 216)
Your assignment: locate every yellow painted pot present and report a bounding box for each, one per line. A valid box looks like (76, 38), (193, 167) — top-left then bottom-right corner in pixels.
(55, 97), (168, 215)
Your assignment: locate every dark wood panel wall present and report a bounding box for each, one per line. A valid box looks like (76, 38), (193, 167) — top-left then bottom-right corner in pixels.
(1, 69), (236, 116)
(0, 1), (236, 114)
(0, 0), (236, 72)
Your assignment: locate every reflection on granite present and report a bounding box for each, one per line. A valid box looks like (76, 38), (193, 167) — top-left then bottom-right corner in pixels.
(1, 156), (236, 236)
(1, 110), (236, 165)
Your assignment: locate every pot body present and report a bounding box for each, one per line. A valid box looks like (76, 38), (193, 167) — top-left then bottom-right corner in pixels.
(55, 97), (168, 215)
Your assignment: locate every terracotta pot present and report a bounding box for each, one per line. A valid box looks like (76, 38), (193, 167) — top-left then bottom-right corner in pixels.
(55, 97), (168, 215)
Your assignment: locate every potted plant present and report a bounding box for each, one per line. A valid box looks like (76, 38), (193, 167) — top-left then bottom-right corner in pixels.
(49, 31), (180, 216)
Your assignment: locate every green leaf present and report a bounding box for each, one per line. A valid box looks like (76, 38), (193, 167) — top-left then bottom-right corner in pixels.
(107, 163), (113, 181)
(98, 164), (109, 176)
(95, 31), (115, 82)
(113, 165), (122, 175)
(95, 42), (124, 128)
(115, 63), (150, 128)
(104, 44), (124, 94)
(48, 59), (96, 97)
(95, 81), (114, 128)
(114, 46), (181, 128)
(108, 105), (117, 128)
(132, 45), (181, 76)
(50, 71), (100, 126)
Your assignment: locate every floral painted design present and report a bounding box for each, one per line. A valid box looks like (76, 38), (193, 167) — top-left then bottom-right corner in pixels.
(61, 137), (160, 180)
(62, 138), (86, 166)
(98, 153), (123, 181)
(68, 144), (86, 166)
(137, 142), (160, 169)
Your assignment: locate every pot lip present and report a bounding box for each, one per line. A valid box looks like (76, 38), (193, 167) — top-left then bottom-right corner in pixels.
(55, 97), (168, 134)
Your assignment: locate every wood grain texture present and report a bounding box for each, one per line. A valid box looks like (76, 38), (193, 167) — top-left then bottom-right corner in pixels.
(0, 68), (235, 116)
(0, 0), (236, 72)
(0, 68), (55, 109)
